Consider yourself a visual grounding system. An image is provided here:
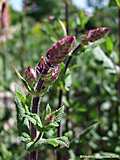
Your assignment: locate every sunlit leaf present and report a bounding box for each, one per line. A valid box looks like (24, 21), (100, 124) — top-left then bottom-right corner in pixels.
(115, 0), (120, 8)
(58, 19), (67, 36)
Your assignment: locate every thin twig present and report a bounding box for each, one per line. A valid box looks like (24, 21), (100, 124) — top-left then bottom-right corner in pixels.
(65, 0), (69, 35)
(116, 7), (120, 136)
(20, 15), (25, 69)
(118, 8), (120, 63)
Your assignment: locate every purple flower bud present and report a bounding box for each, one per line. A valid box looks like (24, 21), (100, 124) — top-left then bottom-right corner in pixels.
(46, 35), (76, 65)
(24, 66), (37, 82)
(35, 36), (75, 78)
(35, 56), (50, 76)
(82, 27), (110, 44)
(37, 65), (60, 94)
(51, 65), (60, 81)
(42, 65), (60, 82)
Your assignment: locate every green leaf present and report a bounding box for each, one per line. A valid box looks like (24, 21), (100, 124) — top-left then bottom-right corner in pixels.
(58, 19), (67, 36)
(22, 132), (31, 139)
(46, 104), (52, 115)
(28, 113), (43, 128)
(48, 122), (59, 128)
(26, 141), (35, 150)
(47, 139), (59, 147)
(26, 136), (69, 151)
(24, 115), (36, 125)
(16, 89), (29, 112)
(57, 136), (69, 148)
(15, 92), (25, 121)
(15, 68), (33, 93)
(23, 118), (29, 129)
(16, 89), (26, 104)
(46, 136), (69, 148)
(64, 131), (73, 139)
(0, 143), (12, 159)
(79, 10), (89, 29)
(93, 46), (118, 73)
(115, 0), (120, 8)
(53, 106), (64, 122)
(15, 90), (29, 134)
(20, 132), (31, 143)
(24, 112), (43, 131)
(26, 139), (47, 150)
(48, 106), (64, 124)
(106, 37), (113, 52)
(45, 106), (64, 129)
(31, 113), (43, 128)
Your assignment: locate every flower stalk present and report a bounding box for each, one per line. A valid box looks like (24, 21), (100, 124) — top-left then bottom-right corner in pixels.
(16, 24), (110, 160)
(28, 35), (76, 160)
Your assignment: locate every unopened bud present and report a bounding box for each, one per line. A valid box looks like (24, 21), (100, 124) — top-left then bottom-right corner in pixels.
(82, 27), (110, 44)
(45, 114), (55, 123)
(46, 35), (76, 65)
(35, 56), (50, 75)
(24, 66), (36, 83)
(51, 65), (60, 81)
(42, 65), (60, 82)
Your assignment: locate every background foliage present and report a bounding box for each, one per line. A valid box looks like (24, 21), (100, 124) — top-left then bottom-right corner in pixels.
(0, 0), (120, 159)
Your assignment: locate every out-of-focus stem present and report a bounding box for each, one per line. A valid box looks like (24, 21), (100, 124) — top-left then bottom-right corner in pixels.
(3, 54), (6, 82)
(65, 0), (69, 35)
(116, 8), (120, 136)
(20, 15), (25, 69)
(57, 89), (63, 137)
(118, 8), (120, 62)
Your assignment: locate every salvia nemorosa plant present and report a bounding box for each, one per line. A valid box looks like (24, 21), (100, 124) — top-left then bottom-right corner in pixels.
(15, 27), (110, 160)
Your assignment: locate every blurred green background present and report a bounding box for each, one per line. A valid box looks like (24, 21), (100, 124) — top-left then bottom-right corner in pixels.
(0, 0), (120, 159)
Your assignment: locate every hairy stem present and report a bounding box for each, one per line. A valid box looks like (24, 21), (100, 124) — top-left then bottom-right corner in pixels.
(29, 79), (44, 160)
(29, 96), (40, 160)
(31, 97), (40, 139)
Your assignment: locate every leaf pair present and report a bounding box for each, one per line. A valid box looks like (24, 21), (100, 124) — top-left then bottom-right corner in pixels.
(15, 89), (43, 135)
(44, 105), (64, 130)
(26, 136), (69, 151)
